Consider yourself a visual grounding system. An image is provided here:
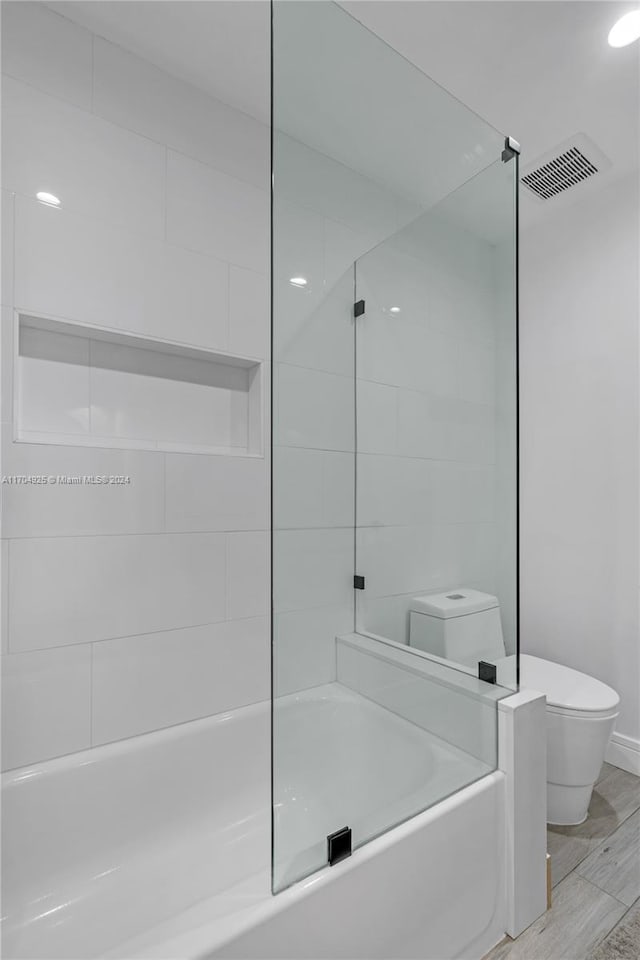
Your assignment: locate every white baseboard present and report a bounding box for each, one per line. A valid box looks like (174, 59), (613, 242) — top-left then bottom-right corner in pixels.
(605, 732), (640, 776)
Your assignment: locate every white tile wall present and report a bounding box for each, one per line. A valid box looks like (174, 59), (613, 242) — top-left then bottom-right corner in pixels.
(275, 363), (354, 452)
(0, 3), (273, 769)
(431, 461), (496, 524)
(356, 524), (460, 599)
(1, 440), (165, 539)
(273, 447), (353, 529)
(1, 541), (8, 654)
(166, 150), (269, 273)
(165, 454), (267, 533)
(14, 197), (230, 349)
(3, 77), (166, 237)
(397, 391), (495, 463)
(8, 533), (227, 652)
(0, 306), (13, 426)
(357, 455), (432, 527)
(1, 190), (14, 309)
(458, 339), (496, 405)
(93, 37), (269, 190)
(324, 218), (379, 289)
(229, 266), (269, 359)
(274, 133), (400, 239)
(227, 532), (269, 620)
(356, 381), (398, 456)
(273, 447), (322, 530)
(356, 524), (497, 646)
(1, 2), (93, 109)
(1, 645), (91, 769)
(274, 604), (353, 695)
(92, 617), (269, 745)
(275, 263), (354, 378)
(273, 528), (354, 613)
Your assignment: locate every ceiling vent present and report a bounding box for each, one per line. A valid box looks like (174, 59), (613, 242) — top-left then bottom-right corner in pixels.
(520, 134), (612, 203)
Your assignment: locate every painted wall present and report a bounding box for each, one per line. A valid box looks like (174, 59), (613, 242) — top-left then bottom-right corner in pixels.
(520, 173), (640, 748)
(0, 2), (270, 769)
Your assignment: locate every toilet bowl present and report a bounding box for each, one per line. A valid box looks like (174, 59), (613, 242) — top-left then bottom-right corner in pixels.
(409, 589), (620, 826)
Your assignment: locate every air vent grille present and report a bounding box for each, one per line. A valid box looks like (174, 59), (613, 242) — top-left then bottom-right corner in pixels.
(522, 146), (599, 200)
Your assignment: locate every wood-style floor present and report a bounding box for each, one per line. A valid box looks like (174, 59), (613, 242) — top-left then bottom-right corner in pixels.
(484, 763), (640, 960)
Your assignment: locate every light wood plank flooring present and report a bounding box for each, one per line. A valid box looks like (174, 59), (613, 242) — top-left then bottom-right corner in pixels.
(484, 763), (640, 960)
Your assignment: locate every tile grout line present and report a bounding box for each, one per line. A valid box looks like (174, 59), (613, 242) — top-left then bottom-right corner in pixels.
(226, 263), (232, 351)
(2, 70), (269, 193)
(224, 532), (230, 622)
(90, 33), (95, 113)
(3, 613), (269, 658)
(573, 871), (637, 910)
(565, 796), (640, 880)
(163, 146), (168, 243)
(161, 451), (167, 534)
(6, 539), (10, 652)
(89, 641), (94, 747)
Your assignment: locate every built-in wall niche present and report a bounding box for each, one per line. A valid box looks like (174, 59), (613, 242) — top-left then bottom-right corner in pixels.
(14, 314), (264, 456)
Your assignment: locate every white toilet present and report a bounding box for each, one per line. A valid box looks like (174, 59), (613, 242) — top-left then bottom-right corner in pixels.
(409, 588), (620, 826)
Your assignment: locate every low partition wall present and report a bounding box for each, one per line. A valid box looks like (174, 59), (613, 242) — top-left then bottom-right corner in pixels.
(337, 632), (507, 767)
(334, 631), (548, 941)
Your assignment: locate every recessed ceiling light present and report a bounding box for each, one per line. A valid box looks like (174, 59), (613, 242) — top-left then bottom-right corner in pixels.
(289, 277), (308, 287)
(608, 10), (640, 47)
(390, 306), (401, 313)
(36, 191), (61, 206)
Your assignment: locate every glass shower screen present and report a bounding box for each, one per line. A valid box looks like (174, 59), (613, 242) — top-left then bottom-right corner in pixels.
(272, 0), (518, 893)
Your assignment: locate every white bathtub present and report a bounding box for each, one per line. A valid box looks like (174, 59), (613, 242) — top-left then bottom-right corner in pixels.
(1, 683), (509, 960)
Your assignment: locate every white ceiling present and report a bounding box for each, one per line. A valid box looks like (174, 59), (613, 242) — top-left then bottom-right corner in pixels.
(340, 1), (640, 222)
(50, 0), (639, 225)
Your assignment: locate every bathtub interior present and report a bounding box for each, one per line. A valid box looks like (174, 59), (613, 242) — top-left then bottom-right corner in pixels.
(273, 635), (509, 890)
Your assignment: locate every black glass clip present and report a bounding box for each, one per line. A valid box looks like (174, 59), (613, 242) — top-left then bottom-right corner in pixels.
(479, 661), (497, 684)
(327, 826), (352, 866)
(354, 299), (365, 317)
(353, 575), (365, 590)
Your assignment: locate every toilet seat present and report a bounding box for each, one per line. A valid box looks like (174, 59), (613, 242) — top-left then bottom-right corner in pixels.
(519, 655), (619, 717)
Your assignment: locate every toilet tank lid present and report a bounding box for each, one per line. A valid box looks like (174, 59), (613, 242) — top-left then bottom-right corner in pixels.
(411, 589), (499, 619)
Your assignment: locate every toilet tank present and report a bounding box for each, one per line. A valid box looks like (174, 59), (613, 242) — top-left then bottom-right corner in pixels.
(409, 589), (506, 667)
